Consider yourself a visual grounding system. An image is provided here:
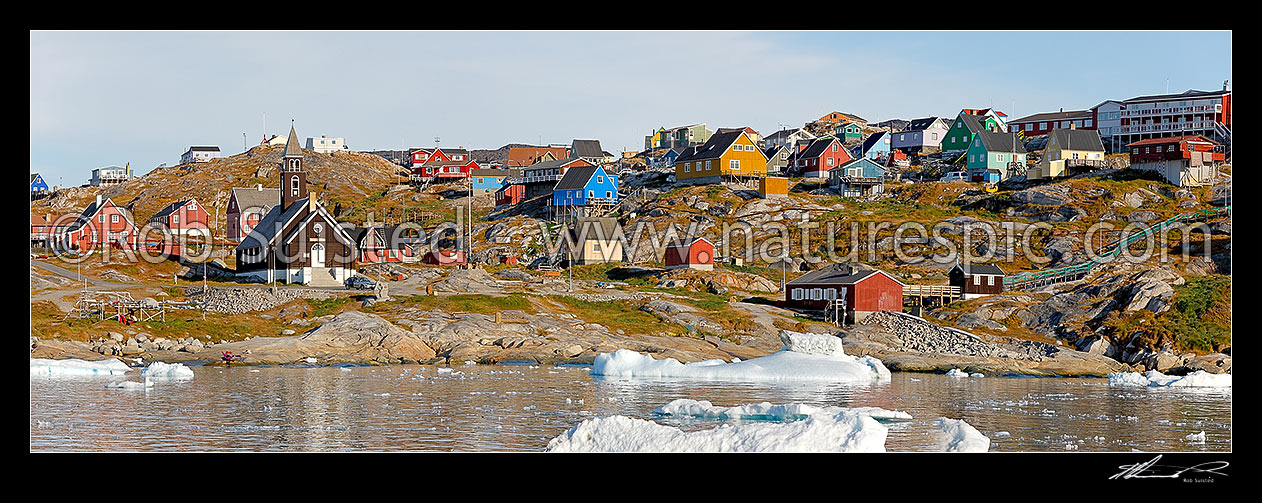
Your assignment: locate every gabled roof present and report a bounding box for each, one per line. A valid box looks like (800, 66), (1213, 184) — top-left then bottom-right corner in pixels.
(65, 197), (134, 233)
(796, 137), (842, 159)
(568, 217), (621, 243)
(237, 197), (310, 249)
(666, 236), (713, 250)
(975, 130), (1026, 154)
(830, 156), (886, 174)
(281, 126), (303, 158)
(951, 263), (1005, 276)
(524, 157), (592, 171)
(187, 146), (220, 152)
(765, 128), (814, 141)
(787, 264), (905, 287)
(231, 187), (281, 211)
(956, 114), (988, 134)
(1048, 128), (1105, 152)
(571, 139), (605, 159)
(905, 117), (946, 131)
(470, 168), (512, 177)
(553, 165), (604, 191)
(674, 130), (745, 163)
(353, 225), (422, 249)
(859, 131), (889, 153)
(150, 199), (199, 219)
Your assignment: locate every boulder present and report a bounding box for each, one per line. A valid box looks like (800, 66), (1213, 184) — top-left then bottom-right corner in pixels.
(1011, 186), (1071, 206)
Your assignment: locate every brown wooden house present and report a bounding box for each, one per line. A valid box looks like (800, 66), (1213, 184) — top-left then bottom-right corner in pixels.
(948, 263), (1005, 299)
(234, 125), (356, 286)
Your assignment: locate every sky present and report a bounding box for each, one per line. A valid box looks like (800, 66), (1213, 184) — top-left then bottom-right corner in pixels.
(30, 30), (1232, 187)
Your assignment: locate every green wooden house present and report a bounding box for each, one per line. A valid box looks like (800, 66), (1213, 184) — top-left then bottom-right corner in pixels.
(965, 130), (1027, 182)
(942, 113), (1004, 153)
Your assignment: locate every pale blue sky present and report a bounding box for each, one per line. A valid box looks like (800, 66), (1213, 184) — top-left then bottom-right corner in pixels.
(30, 30), (1232, 187)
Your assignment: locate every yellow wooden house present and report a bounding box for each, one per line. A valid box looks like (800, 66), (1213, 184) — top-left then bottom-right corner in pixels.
(673, 129), (767, 184)
(1028, 128), (1107, 180)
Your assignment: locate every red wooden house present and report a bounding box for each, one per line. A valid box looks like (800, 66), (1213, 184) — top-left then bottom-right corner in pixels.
(352, 225), (420, 264)
(60, 196), (139, 253)
(422, 249), (466, 266)
(785, 136), (853, 178)
(495, 182), (526, 206)
(1125, 135), (1225, 187)
(783, 264), (904, 324)
(663, 237), (715, 270)
(148, 198), (211, 239)
(226, 186), (280, 242)
(411, 148), (477, 180)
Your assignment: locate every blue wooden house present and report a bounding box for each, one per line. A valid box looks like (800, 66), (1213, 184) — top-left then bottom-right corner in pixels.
(853, 131), (892, 163)
(828, 157), (887, 197)
(654, 147), (683, 168)
(552, 165), (619, 207)
(30, 173), (50, 196)
(470, 168), (515, 196)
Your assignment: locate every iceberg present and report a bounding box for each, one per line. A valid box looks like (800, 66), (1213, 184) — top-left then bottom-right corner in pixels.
(546, 410), (889, 453)
(652, 399), (912, 422)
(105, 379), (154, 389)
(590, 331), (890, 382)
(139, 361), (195, 379)
(1108, 370), (1231, 388)
(30, 358), (132, 376)
(936, 418), (990, 452)
(946, 368), (969, 377)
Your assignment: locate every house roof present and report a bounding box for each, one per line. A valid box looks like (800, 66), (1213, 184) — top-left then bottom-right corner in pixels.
(151, 199), (198, 218)
(1124, 89), (1229, 103)
(796, 137), (842, 159)
(470, 168), (512, 177)
(1048, 128), (1105, 152)
(507, 146), (569, 166)
(525, 157), (591, 171)
(952, 263), (1006, 276)
(957, 114), (989, 134)
(975, 130), (1026, 153)
(66, 197), (133, 233)
(830, 156), (886, 174)
(674, 130), (745, 163)
(715, 126), (759, 136)
(568, 217), (621, 243)
(859, 131), (889, 153)
(571, 139), (605, 159)
(553, 165), (603, 191)
(282, 126), (303, 158)
(1125, 135), (1218, 147)
(1010, 110), (1092, 123)
(352, 225), (421, 248)
(187, 146), (220, 152)
(765, 128), (814, 141)
(904, 117), (944, 131)
(786, 264), (904, 287)
(231, 187), (281, 211)
(666, 237), (713, 250)
(237, 197), (311, 249)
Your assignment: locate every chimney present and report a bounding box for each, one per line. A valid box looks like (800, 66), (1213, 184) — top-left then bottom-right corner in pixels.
(1059, 108), (1063, 113)
(309, 195), (317, 212)
(96, 195), (101, 207)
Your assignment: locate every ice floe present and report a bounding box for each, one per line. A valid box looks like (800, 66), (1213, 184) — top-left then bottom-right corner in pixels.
(30, 358), (132, 376)
(936, 418), (991, 452)
(652, 399), (911, 422)
(590, 331), (890, 382)
(139, 361), (194, 379)
(546, 410), (889, 453)
(1108, 370), (1231, 388)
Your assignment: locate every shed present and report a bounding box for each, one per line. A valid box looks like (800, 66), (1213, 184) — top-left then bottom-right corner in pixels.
(783, 264), (904, 324)
(423, 249), (467, 266)
(663, 237), (715, 270)
(759, 177), (789, 198)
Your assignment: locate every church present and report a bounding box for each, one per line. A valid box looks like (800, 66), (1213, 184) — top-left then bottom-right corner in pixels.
(234, 125), (356, 286)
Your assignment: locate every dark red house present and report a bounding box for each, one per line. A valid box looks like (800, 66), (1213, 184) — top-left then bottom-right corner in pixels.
(948, 263), (1005, 299)
(783, 264), (904, 324)
(785, 136), (853, 178)
(148, 198), (211, 240)
(352, 226), (420, 264)
(59, 196), (139, 253)
(423, 249), (466, 266)
(663, 237), (715, 270)
(495, 182), (526, 206)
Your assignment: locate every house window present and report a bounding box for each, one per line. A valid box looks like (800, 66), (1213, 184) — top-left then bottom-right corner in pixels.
(987, 276), (994, 286)
(827, 158), (834, 166)
(588, 190), (595, 198)
(685, 163), (691, 172)
(791, 288), (803, 300)
(973, 276), (980, 285)
(932, 133), (939, 140)
(705, 160), (712, 171)
(811, 288), (822, 300)
(825, 289), (836, 300)
(172, 215), (179, 224)
(291, 176), (299, 196)
(832, 143), (839, 151)
(606, 191), (612, 199)
(99, 213), (104, 223)
(597, 176), (603, 183)
(730, 160), (740, 170)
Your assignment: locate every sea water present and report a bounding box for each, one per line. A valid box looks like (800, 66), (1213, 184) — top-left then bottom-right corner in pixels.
(28, 364), (1231, 452)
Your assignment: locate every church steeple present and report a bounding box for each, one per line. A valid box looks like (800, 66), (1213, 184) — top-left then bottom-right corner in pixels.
(281, 124), (307, 210)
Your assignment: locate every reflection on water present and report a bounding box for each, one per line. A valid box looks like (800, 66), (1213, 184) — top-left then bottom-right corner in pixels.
(29, 364), (1231, 452)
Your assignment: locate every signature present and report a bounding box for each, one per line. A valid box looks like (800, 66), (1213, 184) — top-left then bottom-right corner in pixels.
(1110, 455), (1229, 480)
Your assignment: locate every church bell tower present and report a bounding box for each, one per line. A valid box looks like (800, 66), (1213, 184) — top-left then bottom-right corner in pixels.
(280, 124), (308, 210)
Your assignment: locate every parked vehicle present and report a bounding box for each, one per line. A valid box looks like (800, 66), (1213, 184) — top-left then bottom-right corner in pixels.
(940, 171), (968, 182)
(346, 275), (377, 290)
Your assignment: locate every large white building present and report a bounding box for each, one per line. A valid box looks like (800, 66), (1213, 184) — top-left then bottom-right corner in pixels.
(1098, 87), (1231, 153)
(91, 165), (131, 186)
(306, 136), (349, 153)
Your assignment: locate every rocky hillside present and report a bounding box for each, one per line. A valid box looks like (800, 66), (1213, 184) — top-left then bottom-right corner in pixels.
(32, 144), (409, 230)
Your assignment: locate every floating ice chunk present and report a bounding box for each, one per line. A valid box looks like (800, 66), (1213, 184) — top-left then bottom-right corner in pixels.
(946, 368), (969, 377)
(778, 330), (846, 356)
(1185, 431), (1207, 443)
(994, 431), (1011, 438)
(139, 361), (194, 379)
(1108, 370), (1231, 388)
(936, 418), (990, 452)
(437, 368), (453, 374)
(31, 358), (132, 376)
(546, 410), (888, 453)
(105, 379), (153, 390)
(591, 347), (890, 383)
(970, 373), (985, 377)
(652, 399), (911, 422)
